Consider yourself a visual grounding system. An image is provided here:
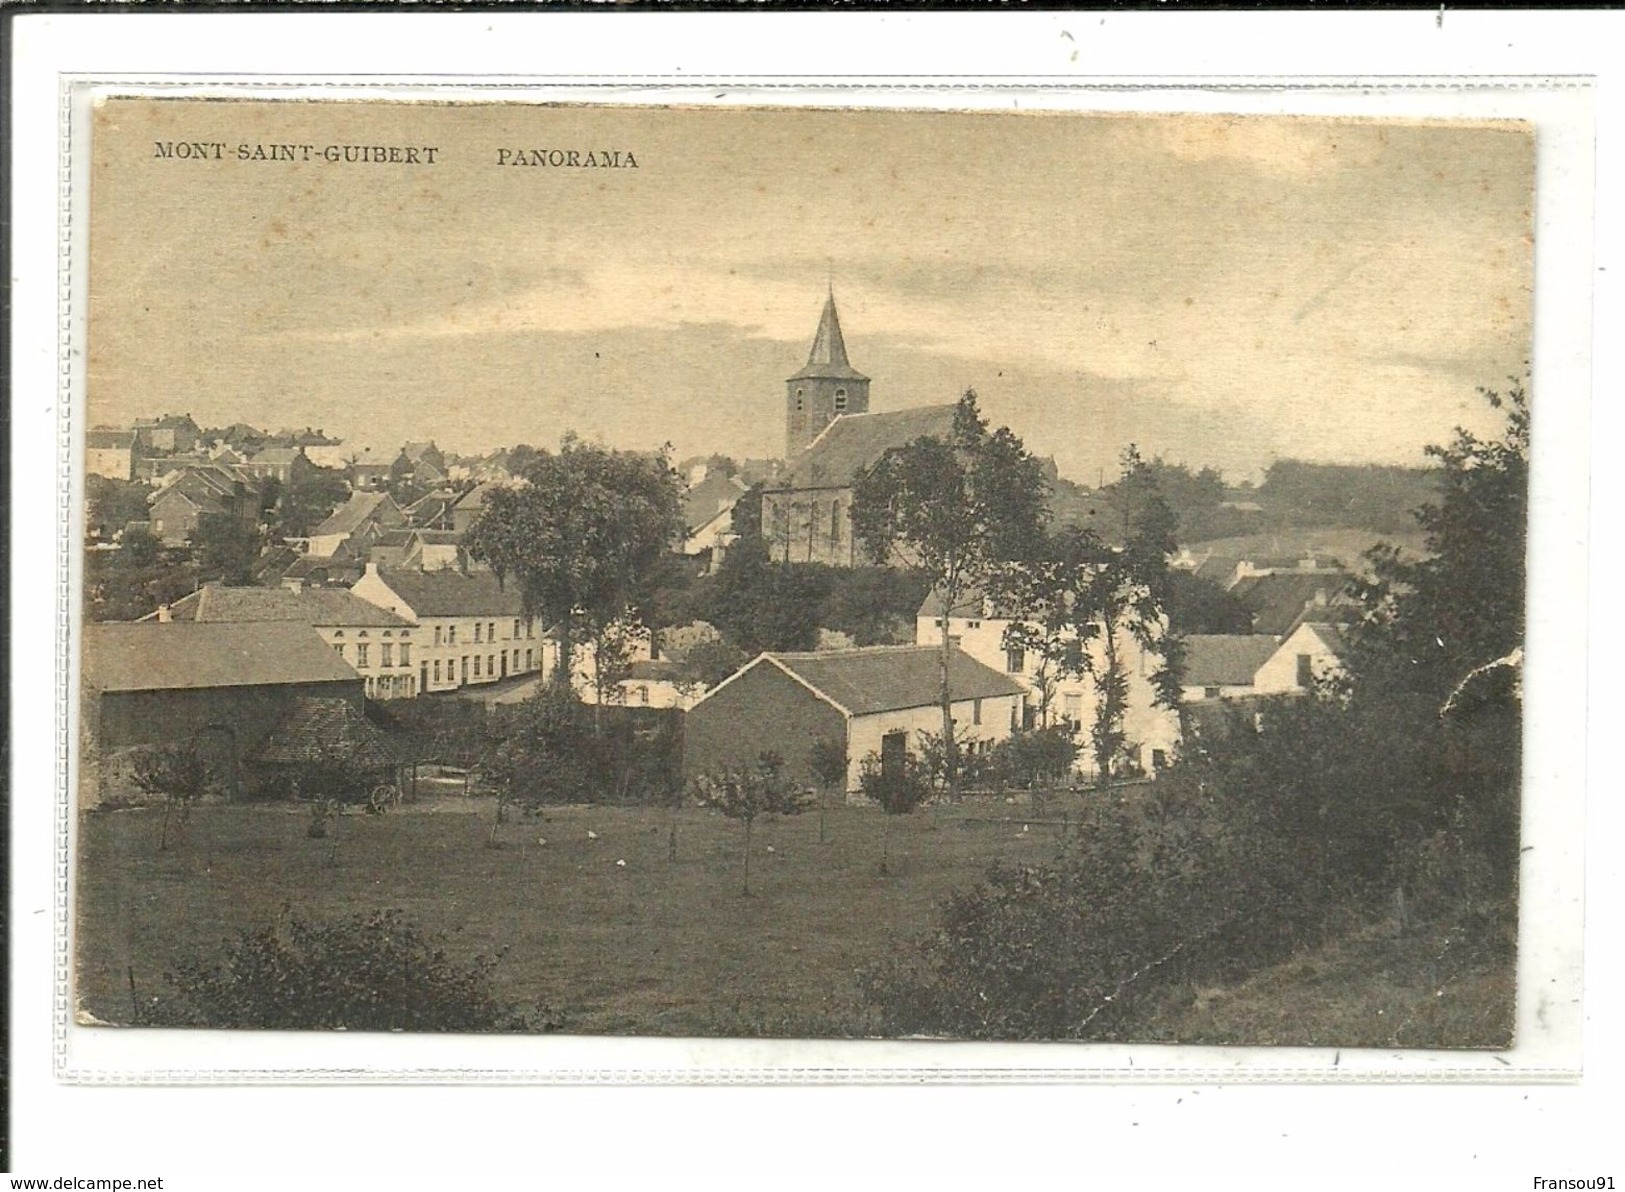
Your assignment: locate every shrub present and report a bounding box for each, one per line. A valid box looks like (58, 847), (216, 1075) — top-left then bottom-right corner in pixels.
(149, 907), (556, 1032)
(694, 751), (810, 895)
(858, 749), (932, 875)
(987, 726), (1079, 790)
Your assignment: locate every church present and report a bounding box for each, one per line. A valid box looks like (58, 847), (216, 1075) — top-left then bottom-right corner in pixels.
(760, 290), (957, 567)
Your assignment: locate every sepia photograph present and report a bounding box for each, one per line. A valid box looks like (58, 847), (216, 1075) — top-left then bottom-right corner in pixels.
(74, 96), (1533, 1049)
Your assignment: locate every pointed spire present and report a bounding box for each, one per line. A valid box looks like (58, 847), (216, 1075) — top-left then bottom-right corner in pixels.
(790, 291), (869, 382)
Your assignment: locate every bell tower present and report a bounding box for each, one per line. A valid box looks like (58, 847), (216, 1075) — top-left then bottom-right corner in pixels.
(786, 289), (870, 458)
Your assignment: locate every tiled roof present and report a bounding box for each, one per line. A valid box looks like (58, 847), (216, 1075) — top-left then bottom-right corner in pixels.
(82, 622), (361, 693)
(453, 481), (504, 511)
(252, 697), (403, 770)
(1230, 571), (1353, 636)
(86, 428), (134, 450)
(1181, 635), (1281, 687)
(150, 584), (413, 628)
(370, 567), (526, 617)
(250, 446), (305, 465)
(683, 472), (749, 531)
(787, 292), (869, 383)
(773, 404), (959, 490)
(312, 491), (395, 538)
(755, 645), (1026, 717)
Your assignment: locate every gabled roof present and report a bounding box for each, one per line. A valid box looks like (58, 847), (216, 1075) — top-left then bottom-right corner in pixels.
(1181, 635), (1281, 688)
(145, 584), (413, 629)
(86, 428), (134, 450)
(916, 586), (1026, 621)
(683, 472), (750, 532)
(707, 645), (1025, 718)
(410, 529), (463, 546)
(773, 404), (959, 490)
(367, 567), (525, 617)
(249, 445), (306, 466)
(252, 697), (403, 770)
(83, 622), (361, 693)
(788, 292), (869, 383)
(406, 493), (457, 526)
(1230, 571), (1353, 636)
(312, 491), (396, 539)
(454, 481), (504, 511)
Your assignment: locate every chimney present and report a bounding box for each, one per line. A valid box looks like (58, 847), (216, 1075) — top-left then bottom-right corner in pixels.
(156, 604), (172, 623)
(364, 561), (380, 577)
(689, 463), (709, 485)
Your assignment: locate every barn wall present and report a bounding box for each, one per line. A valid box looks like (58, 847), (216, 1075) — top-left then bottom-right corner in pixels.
(92, 678), (364, 757)
(682, 663), (845, 791)
(846, 693), (1022, 793)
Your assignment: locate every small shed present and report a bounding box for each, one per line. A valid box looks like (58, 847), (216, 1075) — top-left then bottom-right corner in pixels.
(252, 697), (407, 802)
(684, 645), (1026, 793)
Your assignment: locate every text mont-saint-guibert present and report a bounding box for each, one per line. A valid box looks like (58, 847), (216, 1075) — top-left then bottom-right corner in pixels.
(153, 142), (441, 164)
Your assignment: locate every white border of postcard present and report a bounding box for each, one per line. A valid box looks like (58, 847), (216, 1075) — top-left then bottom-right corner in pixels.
(10, 8), (1623, 1182)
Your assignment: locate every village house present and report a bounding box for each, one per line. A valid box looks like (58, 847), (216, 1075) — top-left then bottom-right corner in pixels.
(349, 563), (545, 694)
(141, 583), (422, 700)
(306, 491), (407, 558)
(451, 480), (504, 533)
(242, 444), (315, 487)
(1179, 635), (1283, 703)
(146, 463), (261, 546)
(684, 644), (1026, 794)
(917, 589), (1182, 778)
(1227, 567), (1355, 635)
(392, 441), (448, 487)
(405, 491), (459, 531)
(346, 447), (395, 490)
(79, 620), (364, 806)
(86, 427), (136, 481)
(1252, 621), (1349, 695)
(132, 413), (201, 458)
(681, 465), (751, 569)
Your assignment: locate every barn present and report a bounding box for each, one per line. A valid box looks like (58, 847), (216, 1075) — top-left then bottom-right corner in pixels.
(683, 644), (1026, 794)
(79, 620), (365, 806)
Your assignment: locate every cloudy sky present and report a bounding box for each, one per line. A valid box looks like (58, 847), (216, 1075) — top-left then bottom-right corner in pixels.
(89, 99), (1532, 482)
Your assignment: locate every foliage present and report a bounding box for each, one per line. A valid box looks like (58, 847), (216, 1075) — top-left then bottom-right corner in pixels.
(463, 436), (686, 695)
(150, 907), (552, 1032)
(676, 637), (749, 691)
(1257, 458), (1442, 536)
(190, 511), (263, 586)
(268, 465), (352, 538)
(851, 391), (1048, 795)
(987, 726), (1079, 790)
(85, 475), (153, 540)
(817, 566), (933, 645)
(857, 749), (933, 818)
(1348, 383), (1529, 705)
(705, 534), (829, 653)
(131, 743), (213, 851)
(694, 752), (811, 894)
(84, 532), (200, 622)
(1163, 569), (1253, 635)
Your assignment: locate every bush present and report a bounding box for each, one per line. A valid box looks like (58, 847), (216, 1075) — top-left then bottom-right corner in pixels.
(149, 907), (558, 1032)
(987, 726), (1079, 789)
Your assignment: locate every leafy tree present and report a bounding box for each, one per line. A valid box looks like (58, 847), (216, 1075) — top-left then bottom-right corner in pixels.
(1010, 449), (1184, 786)
(190, 512), (263, 586)
(84, 532), (200, 622)
(851, 391), (1048, 796)
(808, 735), (848, 845)
(1163, 569), (1253, 635)
(694, 752), (809, 895)
(463, 437), (686, 717)
(151, 907), (553, 1032)
(706, 535), (829, 654)
(270, 465), (352, 538)
(858, 747), (932, 876)
(676, 637), (749, 692)
(131, 743), (212, 851)
(85, 476), (152, 540)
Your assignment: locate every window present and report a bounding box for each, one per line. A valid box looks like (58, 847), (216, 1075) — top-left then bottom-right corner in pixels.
(1296, 653), (1314, 687)
(332, 643), (345, 660)
(1005, 646), (1025, 674)
(474, 622), (482, 643)
(829, 502), (841, 544)
(434, 626), (442, 646)
(356, 643), (369, 667)
(381, 643), (393, 668)
(1063, 693), (1083, 723)
(488, 622), (496, 642)
(514, 619), (521, 638)
(1204, 686), (1221, 700)
(795, 388), (804, 411)
(834, 387), (848, 412)
(433, 660), (441, 682)
(637, 685), (649, 706)
(973, 698), (983, 725)
(399, 644), (411, 667)
(447, 625), (457, 645)
(526, 622), (535, 639)
(461, 657), (469, 682)
(967, 620), (981, 630)
(525, 649), (534, 670)
(473, 655), (482, 677)
(488, 654), (496, 676)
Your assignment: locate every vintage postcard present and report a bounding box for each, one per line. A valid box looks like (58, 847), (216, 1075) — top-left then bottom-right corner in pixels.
(71, 92), (1551, 1066)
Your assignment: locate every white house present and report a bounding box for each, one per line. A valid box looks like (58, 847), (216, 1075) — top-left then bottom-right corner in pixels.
(87, 428), (136, 481)
(350, 564), (546, 694)
(1253, 621), (1348, 695)
(1179, 635), (1282, 703)
(684, 645), (1027, 794)
(916, 590), (1182, 778)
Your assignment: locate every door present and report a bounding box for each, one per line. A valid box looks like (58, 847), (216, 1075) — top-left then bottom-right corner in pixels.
(880, 730), (908, 783)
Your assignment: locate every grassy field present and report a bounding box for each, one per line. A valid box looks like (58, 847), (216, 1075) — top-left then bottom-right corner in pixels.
(76, 795), (1085, 1035)
(76, 793), (1512, 1043)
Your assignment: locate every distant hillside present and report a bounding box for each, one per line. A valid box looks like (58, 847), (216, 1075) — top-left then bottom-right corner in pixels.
(1255, 460), (1441, 536)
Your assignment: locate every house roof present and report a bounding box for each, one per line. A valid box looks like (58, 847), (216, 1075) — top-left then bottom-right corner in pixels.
(368, 566), (526, 617)
(454, 481), (503, 511)
(1230, 571), (1353, 636)
(406, 493), (457, 525)
(738, 645), (1025, 718)
(252, 697), (403, 770)
(915, 586), (1027, 621)
(249, 446), (305, 466)
(311, 491), (394, 539)
(1181, 635), (1281, 688)
(82, 622), (361, 693)
(683, 472), (749, 532)
(87, 428), (134, 450)
(787, 292), (869, 383)
(411, 529), (463, 546)
(773, 404), (959, 489)
(147, 584), (413, 628)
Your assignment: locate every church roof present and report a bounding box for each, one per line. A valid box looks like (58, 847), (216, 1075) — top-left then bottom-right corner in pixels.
(771, 404), (959, 491)
(787, 292), (869, 383)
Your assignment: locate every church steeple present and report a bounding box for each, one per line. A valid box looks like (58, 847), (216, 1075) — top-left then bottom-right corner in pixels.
(785, 290), (871, 457)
